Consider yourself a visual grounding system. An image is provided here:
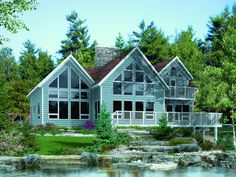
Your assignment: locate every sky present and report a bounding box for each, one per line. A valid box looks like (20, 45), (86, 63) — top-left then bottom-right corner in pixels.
(2, 0), (235, 60)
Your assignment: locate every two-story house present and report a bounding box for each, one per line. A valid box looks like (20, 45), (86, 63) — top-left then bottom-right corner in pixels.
(27, 46), (221, 128)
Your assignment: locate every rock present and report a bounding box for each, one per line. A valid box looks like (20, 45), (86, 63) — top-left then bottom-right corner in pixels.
(81, 152), (99, 166)
(24, 154), (41, 169)
(149, 162), (178, 170)
(179, 155), (201, 166)
(178, 144), (200, 152)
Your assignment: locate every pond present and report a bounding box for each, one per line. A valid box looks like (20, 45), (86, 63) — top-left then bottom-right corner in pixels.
(1, 165), (236, 177)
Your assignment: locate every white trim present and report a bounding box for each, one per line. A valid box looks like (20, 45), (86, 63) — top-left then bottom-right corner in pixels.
(42, 87), (44, 125)
(159, 56), (194, 80)
(96, 47), (169, 90)
(135, 47), (169, 89)
(27, 54), (95, 97)
(100, 86), (103, 104)
(97, 47), (137, 86)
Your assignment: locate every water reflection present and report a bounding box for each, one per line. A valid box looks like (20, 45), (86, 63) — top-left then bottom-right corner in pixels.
(1, 166), (236, 177)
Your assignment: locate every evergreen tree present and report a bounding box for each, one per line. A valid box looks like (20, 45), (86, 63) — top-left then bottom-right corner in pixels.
(96, 104), (112, 140)
(115, 32), (132, 54)
(131, 20), (170, 63)
(205, 4), (236, 66)
(58, 11), (96, 67)
(170, 27), (205, 78)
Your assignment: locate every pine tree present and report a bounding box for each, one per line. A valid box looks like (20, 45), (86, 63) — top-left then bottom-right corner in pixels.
(96, 104), (112, 140)
(58, 11), (96, 67)
(131, 20), (170, 63)
(170, 27), (205, 78)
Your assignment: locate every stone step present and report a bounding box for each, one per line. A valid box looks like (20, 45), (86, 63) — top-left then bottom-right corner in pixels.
(129, 145), (178, 153)
(130, 141), (170, 146)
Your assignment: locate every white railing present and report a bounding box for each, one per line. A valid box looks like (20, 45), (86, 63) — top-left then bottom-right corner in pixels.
(111, 111), (222, 127)
(165, 86), (198, 99)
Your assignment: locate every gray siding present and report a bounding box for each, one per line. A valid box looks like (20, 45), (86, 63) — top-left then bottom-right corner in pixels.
(40, 59), (94, 127)
(30, 88), (42, 125)
(101, 50), (165, 116)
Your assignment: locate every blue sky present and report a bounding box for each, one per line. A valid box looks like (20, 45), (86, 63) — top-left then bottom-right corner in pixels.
(2, 0), (235, 60)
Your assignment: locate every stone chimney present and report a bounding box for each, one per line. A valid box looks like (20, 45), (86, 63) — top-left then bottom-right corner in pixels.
(94, 45), (120, 68)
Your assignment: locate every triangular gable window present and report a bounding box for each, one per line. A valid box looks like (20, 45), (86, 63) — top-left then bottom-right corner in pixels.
(81, 80), (89, 89)
(71, 69), (80, 89)
(135, 64), (142, 71)
(59, 69), (68, 88)
(115, 74), (122, 81)
(126, 63), (133, 70)
(146, 76), (152, 83)
(49, 78), (58, 88)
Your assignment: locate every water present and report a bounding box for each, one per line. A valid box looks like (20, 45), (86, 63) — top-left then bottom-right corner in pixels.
(1, 166), (236, 177)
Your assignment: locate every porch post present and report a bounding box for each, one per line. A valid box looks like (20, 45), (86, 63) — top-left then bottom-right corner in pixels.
(202, 127), (205, 143)
(214, 127), (218, 145)
(142, 112), (145, 125)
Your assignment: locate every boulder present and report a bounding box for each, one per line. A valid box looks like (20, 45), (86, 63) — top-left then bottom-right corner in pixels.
(178, 144), (200, 152)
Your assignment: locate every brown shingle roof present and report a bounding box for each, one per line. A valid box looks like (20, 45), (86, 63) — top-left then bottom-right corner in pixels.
(85, 50), (132, 83)
(153, 57), (175, 72)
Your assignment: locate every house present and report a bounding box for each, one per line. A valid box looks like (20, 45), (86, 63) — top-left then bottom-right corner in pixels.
(27, 46), (222, 129)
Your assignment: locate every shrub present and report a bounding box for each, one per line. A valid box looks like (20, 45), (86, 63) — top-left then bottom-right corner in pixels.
(158, 114), (168, 129)
(44, 123), (57, 130)
(173, 128), (193, 137)
(83, 120), (95, 130)
(154, 127), (173, 140)
(96, 104), (112, 139)
(200, 140), (214, 150)
(154, 114), (173, 140)
(170, 138), (191, 146)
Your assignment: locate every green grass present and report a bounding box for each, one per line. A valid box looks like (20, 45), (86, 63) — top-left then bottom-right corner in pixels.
(35, 136), (96, 155)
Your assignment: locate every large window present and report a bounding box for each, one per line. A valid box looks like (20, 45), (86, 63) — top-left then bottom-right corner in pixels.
(124, 83), (132, 95)
(49, 101), (58, 119)
(136, 83), (144, 95)
(113, 101), (122, 112)
(37, 103), (40, 119)
(71, 102), (79, 119)
(59, 69), (68, 88)
(48, 68), (90, 120)
(71, 69), (80, 89)
(81, 102), (89, 119)
(124, 101), (132, 111)
(59, 101), (68, 119)
(113, 63), (154, 96)
(94, 101), (100, 119)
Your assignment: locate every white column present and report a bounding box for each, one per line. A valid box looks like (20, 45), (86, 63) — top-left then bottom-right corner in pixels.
(214, 127), (218, 145)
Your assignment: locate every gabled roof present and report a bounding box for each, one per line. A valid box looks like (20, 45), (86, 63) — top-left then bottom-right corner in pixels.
(27, 54), (95, 97)
(85, 49), (132, 84)
(153, 59), (173, 72)
(157, 56), (194, 80)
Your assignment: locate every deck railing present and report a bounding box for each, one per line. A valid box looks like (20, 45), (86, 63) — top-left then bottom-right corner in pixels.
(165, 86), (198, 99)
(111, 111), (222, 127)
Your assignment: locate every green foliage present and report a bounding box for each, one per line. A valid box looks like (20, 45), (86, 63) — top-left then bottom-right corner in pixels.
(158, 114), (168, 128)
(200, 140), (214, 150)
(58, 11), (96, 67)
(0, 115), (38, 156)
(131, 20), (171, 63)
(153, 114), (173, 140)
(96, 104), (112, 139)
(84, 133), (132, 153)
(170, 138), (191, 146)
(35, 136), (95, 155)
(173, 128), (193, 137)
(0, 0), (37, 44)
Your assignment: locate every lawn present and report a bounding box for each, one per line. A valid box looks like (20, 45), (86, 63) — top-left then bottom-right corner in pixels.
(35, 136), (96, 155)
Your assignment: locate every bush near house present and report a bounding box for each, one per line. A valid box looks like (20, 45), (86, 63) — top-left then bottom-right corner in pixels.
(0, 113), (38, 156)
